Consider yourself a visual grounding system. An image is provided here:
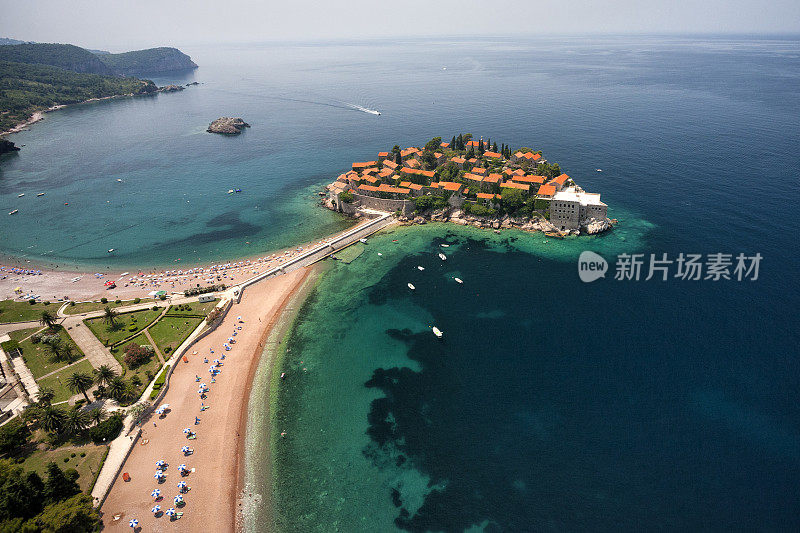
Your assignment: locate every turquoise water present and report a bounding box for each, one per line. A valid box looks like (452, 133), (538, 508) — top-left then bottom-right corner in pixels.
(259, 37), (798, 531)
(2, 35), (799, 531)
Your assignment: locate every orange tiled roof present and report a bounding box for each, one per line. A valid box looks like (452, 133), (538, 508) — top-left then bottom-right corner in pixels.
(378, 151), (389, 158)
(463, 173), (484, 182)
(483, 151), (502, 159)
(383, 160), (399, 170)
(476, 193), (500, 199)
(440, 142), (450, 148)
(512, 175), (545, 184)
(408, 183), (423, 190)
(440, 182), (462, 191)
(501, 181), (530, 191)
(353, 161), (377, 169)
(378, 168), (394, 178)
(552, 174), (569, 185)
(376, 183), (410, 194)
(537, 184), (556, 196)
(405, 159), (420, 169)
(433, 152), (443, 158)
(400, 167), (434, 178)
(363, 175), (379, 184)
(484, 173), (502, 183)
(400, 148), (420, 157)
(471, 167), (487, 175)
(358, 184), (378, 192)
(468, 158), (478, 164)
(362, 167), (378, 175)
(399, 181), (412, 188)
(450, 156), (466, 164)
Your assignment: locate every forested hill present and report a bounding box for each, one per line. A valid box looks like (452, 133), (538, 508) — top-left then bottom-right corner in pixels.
(0, 43), (116, 75)
(97, 47), (198, 75)
(0, 61), (157, 132)
(0, 42), (197, 76)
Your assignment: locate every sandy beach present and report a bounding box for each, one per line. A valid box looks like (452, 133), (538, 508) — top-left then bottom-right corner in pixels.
(101, 266), (311, 531)
(0, 228), (356, 303)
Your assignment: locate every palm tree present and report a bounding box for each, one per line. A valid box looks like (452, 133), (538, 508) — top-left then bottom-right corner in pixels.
(39, 405), (66, 435)
(102, 306), (118, 327)
(63, 407), (90, 435)
(60, 344), (75, 364)
(45, 337), (64, 362)
(37, 387), (55, 406)
(88, 407), (107, 425)
(106, 377), (127, 401)
(65, 372), (94, 403)
(40, 310), (57, 330)
(94, 365), (117, 388)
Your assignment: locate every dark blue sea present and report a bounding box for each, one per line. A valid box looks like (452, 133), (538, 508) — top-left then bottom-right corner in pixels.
(2, 35), (799, 531)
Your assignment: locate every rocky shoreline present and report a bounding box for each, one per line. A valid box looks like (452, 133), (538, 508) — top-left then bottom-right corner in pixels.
(321, 196), (613, 236)
(0, 83), (194, 139)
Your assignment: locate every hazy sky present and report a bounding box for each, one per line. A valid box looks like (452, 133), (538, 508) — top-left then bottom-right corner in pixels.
(2, 0), (798, 50)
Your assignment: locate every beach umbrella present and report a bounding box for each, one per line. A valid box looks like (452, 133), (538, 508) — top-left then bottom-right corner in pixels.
(174, 495), (183, 504)
(178, 464), (187, 471)
(151, 505), (161, 514)
(198, 388), (205, 395)
(129, 518), (139, 528)
(160, 404), (170, 410)
(183, 428), (192, 434)
(151, 488), (161, 498)
(165, 508), (176, 517)
(155, 460), (166, 468)
(154, 470), (165, 479)
(213, 359), (220, 365)
(181, 446), (190, 454)
(155, 407), (165, 415)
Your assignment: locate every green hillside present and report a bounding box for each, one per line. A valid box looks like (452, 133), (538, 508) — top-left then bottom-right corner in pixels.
(97, 47), (197, 74)
(0, 43), (114, 75)
(0, 60), (156, 131)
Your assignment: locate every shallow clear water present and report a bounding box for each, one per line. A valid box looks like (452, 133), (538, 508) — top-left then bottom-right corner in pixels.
(259, 37), (799, 532)
(3, 34), (799, 531)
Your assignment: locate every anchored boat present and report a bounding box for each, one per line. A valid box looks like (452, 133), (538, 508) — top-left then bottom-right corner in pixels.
(432, 327), (443, 338)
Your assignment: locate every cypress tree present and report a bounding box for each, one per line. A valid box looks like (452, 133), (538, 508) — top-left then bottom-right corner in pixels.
(493, 141), (498, 153)
(394, 151), (401, 165)
(457, 133), (464, 150)
(451, 136), (456, 148)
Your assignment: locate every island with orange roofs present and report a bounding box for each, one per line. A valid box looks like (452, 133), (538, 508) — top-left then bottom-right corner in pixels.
(324, 133), (614, 236)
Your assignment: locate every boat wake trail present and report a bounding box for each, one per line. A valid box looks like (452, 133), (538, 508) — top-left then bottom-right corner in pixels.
(341, 102), (381, 116)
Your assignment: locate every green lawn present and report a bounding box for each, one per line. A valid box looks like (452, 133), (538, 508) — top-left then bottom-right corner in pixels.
(84, 308), (162, 346)
(37, 359), (95, 403)
(17, 328), (85, 379)
(165, 299), (218, 317)
(148, 316), (203, 355)
(0, 299), (61, 324)
(21, 443), (108, 491)
(63, 298), (155, 315)
(8, 326), (41, 343)
(112, 333), (163, 384)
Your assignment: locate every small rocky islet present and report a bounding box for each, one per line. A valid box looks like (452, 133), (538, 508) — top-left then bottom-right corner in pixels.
(207, 117), (250, 135)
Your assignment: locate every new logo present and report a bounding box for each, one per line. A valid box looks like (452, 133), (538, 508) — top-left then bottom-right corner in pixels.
(578, 251), (608, 282)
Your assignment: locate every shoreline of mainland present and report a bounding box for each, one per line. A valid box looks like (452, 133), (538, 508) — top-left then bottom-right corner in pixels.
(236, 263), (324, 531)
(100, 267), (312, 531)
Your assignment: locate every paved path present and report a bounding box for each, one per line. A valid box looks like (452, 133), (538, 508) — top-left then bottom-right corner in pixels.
(143, 330), (166, 365)
(0, 320), (41, 336)
(0, 333), (40, 401)
(63, 318), (123, 374)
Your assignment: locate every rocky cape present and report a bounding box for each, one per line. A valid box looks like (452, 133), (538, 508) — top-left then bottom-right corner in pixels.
(0, 138), (20, 155)
(207, 117), (250, 135)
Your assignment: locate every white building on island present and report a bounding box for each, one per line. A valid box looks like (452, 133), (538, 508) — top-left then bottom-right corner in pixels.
(550, 188), (608, 231)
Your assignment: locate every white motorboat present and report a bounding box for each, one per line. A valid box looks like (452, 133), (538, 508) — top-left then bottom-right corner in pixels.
(37, 192), (45, 197)
(17, 193), (24, 198)
(440, 244), (450, 247)
(108, 249), (115, 253)
(454, 277), (463, 284)
(596, 169), (603, 172)
(9, 210), (18, 215)
(377, 252), (383, 256)
(417, 266), (425, 271)
(432, 327), (443, 338)
(438, 252), (447, 261)
(407, 283), (415, 290)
